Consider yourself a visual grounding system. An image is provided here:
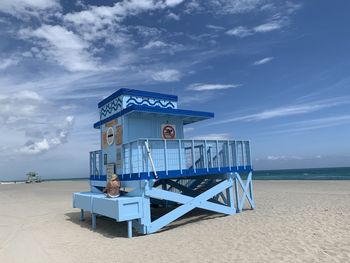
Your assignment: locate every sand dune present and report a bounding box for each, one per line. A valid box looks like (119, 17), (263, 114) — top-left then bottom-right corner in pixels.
(0, 180), (349, 263)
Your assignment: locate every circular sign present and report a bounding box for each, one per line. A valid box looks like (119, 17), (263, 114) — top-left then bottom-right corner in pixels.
(162, 125), (176, 139)
(106, 127), (114, 145)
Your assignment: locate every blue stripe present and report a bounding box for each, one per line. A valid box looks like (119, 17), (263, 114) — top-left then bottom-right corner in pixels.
(90, 166), (253, 181)
(98, 88), (178, 108)
(126, 97), (175, 108)
(94, 105), (214, 128)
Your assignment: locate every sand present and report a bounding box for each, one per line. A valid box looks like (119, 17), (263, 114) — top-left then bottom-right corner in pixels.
(0, 180), (349, 263)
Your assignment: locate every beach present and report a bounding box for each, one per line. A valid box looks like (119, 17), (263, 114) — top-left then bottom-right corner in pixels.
(0, 180), (349, 263)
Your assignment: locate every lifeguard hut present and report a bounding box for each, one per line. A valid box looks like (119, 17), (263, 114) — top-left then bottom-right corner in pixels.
(73, 88), (254, 237)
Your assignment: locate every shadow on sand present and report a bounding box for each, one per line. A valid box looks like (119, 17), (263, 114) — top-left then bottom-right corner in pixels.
(65, 207), (226, 239)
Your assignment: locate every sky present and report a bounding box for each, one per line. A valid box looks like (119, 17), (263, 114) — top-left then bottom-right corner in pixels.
(0, 0), (350, 180)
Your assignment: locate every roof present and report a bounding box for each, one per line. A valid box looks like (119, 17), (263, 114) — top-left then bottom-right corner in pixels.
(94, 105), (214, 128)
(98, 88), (178, 108)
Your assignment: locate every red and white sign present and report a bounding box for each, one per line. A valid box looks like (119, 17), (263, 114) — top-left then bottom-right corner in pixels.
(162, 124), (176, 139)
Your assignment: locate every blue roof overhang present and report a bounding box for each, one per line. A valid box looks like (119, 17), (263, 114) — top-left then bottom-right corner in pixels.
(98, 88), (178, 108)
(93, 105), (214, 129)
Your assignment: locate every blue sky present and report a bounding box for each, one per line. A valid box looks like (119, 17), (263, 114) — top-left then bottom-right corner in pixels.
(1, 0), (350, 180)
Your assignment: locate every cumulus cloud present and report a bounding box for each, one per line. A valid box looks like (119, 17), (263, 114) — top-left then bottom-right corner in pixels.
(151, 69), (181, 82)
(0, 90), (44, 123)
(253, 57), (274, 65)
(19, 116), (74, 154)
(8, 0), (186, 72)
(63, 0), (185, 45)
(0, 0), (60, 17)
(20, 25), (99, 72)
(188, 83), (241, 91)
(0, 91), (75, 155)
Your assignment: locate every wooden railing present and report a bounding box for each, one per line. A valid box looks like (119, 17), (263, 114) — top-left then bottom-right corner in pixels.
(122, 139), (252, 176)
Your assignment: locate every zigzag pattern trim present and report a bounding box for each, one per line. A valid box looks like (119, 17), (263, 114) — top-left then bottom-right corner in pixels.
(100, 97), (123, 118)
(126, 97), (175, 109)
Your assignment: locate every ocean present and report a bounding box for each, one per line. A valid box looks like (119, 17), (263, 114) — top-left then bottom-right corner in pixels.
(254, 167), (350, 180)
(2, 167), (350, 183)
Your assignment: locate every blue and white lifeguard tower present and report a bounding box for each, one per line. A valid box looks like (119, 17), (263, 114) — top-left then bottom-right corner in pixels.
(73, 88), (254, 237)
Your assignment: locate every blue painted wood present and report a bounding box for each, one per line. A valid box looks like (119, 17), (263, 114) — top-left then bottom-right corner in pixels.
(80, 209), (85, 221)
(90, 166), (253, 182)
(98, 88), (178, 108)
(94, 105), (214, 128)
(146, 179), (234, 234)
(73, 192), (143, 222)
(127, 220), (132, 238)
(234, 174), (240, 213)
(164, 140), (168, 175)
(92, 213), (96, 229)
(248, 172), (255, 208)
(235, 172), (255, 211)
(74, 88), (255, 237)
(178, 140), (183, 173)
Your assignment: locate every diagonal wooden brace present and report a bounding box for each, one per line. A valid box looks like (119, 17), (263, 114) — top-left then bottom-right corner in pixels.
(235, 172), (255, 212)
(145, 178), (235, 234)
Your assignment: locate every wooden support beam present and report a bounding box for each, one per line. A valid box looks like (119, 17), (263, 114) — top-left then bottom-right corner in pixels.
(146, 179), (235, 234)
(235, 172), (255, 211)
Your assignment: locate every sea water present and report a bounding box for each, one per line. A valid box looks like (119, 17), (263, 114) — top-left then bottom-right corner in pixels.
(254, 167), (350, 180)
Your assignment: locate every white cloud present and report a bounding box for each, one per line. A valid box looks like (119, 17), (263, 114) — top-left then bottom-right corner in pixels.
(254, 21), (283, 32)
(13, 90), (44, 101)
(143, 40), (169, 49)
(20, 25), (99, 72)
(253, 57), (274, 65)
(0, 0), (60, 17)
(179, 92), (214, 105)
(0, 90), (44, 121)
(212, 97), (350, 124)
(151, 69), (181, 82)
(0, 57), (20, 70)
(19, 116), (74, 154)
(191, 133), (230, 140)
(0, 90), (75, 155)
(166, 0), (185, 7)
(226, 26), (252, 38)
(226, 19), (285, 38)
(188, 83), (240, 91)
(63, 0), (184, 41)
(206, 24), (225, 30)
(207, 0), (264, 14)
(167, 12), (180, 20)
(269, 115), (350, 135)
(19, 139), (50, 154)
(286, 2), (302, 14)
(267, 155), (302, 161)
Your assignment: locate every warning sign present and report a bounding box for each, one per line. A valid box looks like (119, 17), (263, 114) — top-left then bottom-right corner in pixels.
(162, 124), (176, 139)
(106, 127), (114, 145)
